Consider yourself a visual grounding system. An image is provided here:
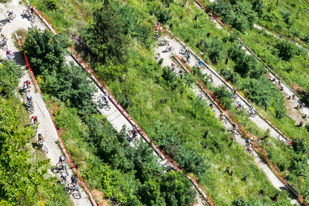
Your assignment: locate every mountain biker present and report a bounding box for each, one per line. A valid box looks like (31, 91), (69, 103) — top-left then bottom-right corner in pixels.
(209, 103), (214, 112)
(71, 175), (80, 187)
(1, 33), (7, 42)
(6, 49), (12, 58)
(155, 53), (160, 59)
(250, 107), (256, 117)
(171, 62), (175, 69)
(164, 37), (168, 45)
(300, 103), (305, 109)
(209, 74), (214, 82)
(38, 134), (45, 145)
(23, 80), (31, 89)
(31, 115), (38, 124)
(27, 4), (34, 17)
(103, 92), (109, 104)
(7, 10), (13, 21)
(236, 101), (242, 109)
(186, 53), (191, 61)
(27, 95), (33, 104)
(154, 32), (159, 39)
(60, 172), (68, 184)
(59, 156), (66, 165)
(132, 126), (138, 138)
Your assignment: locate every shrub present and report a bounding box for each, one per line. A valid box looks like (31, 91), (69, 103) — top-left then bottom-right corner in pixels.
(156, 10), (172, 24)
(274, 40), (297, 61)
(0, 61), (23, 98)
(200, 37), (225, 63)
(158, 58), (164, 65)
(213, 85), (233, 107)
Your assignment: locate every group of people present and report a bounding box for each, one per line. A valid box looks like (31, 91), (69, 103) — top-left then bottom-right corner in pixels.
(59, 156), (80, 189)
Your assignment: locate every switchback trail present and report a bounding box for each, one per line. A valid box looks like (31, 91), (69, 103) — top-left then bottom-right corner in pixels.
(193, 0), (309, 125)
(155, 34), (299, 204)
(8, 1), (211, 205)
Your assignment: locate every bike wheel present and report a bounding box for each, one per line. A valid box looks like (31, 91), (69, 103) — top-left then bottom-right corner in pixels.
(28, 106), (34, 114)
(23, 10), (28, 15)
(30, 16), (35, 23)
(72, 191), (81, 199)
(42, 146), (48, 154)
(12, 14), (16, 20)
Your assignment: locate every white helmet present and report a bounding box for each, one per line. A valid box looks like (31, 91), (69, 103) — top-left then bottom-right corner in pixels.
(27, 3), (31, 6)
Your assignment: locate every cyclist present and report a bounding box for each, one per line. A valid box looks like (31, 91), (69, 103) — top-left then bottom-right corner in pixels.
(31, 115), (38, 124)
(155, 53), (160, 59)
(23, 80), (31, 89)
(38, 134), (45, 146)
(71, 175), (80, 188)
(59, 155), (66, 166)
(27, 4), (34, 17)
(60, 172), (68, 184)
(209, 74), (214, 83)
(250, 107), (256, 117)
(236, 101), (242, 109)
(132, 126), (138, 139)
(186, 53), (191, 62)
(300, 103), (305, 109)
(168, 44), (173, 51)
(7, 10), (14, 22)
(171, 62), (175, 69)
(27, 95), (34, 104)
(209, 103), (214, 112)
(164, 37), (168, 45)
(154, 32), (159, 39)
(278, 80), (283, 90)
(6, 50), (13, 59)
(103, 92), (109, 104)
(1, 32), (7, 42)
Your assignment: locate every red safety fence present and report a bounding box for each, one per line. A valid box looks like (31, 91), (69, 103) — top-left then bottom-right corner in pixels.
(32, 5), (216, 206)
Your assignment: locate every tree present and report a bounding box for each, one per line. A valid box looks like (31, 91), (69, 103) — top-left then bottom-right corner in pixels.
(274, 40), (297, 61)
(156, 10), (172, 24)
(201, 37), (225, 63)
(0, 61), (23, 98)
(160, 171), (196, 206)
(290, 154), (308, 176)
(213, 85), (233, 107)
(23, 27), (71, 74)
(43, 61), (97, 115)
(292, 137), (308, 155)
(82, 0), (128, 65)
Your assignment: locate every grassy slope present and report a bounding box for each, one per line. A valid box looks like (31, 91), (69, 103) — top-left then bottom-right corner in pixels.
(27, 0), (294, 204)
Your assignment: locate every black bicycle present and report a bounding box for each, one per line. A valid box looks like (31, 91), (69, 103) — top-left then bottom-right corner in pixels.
(97, 95), (111, 110)
(65, 183), (82, 199)
(26, 102), (34, 114)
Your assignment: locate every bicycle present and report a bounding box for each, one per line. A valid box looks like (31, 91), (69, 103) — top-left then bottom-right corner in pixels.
(5, 12), (16, 22)
(7, 53), (15, 61)
(22, 86), (31, 98)
(0, 38), (7, 50)
(26, 102), (34, 114)
(166, 46), (175, 52)
(55, 162), (69, 175)
(38, 141), (48, 154)
(23, 9), (35, 23)
(97, 95), (111, 110)
(65, 183), (82, 199)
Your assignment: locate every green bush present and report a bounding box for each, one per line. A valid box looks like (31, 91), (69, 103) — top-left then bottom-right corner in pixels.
(0, 61), (23, 98)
